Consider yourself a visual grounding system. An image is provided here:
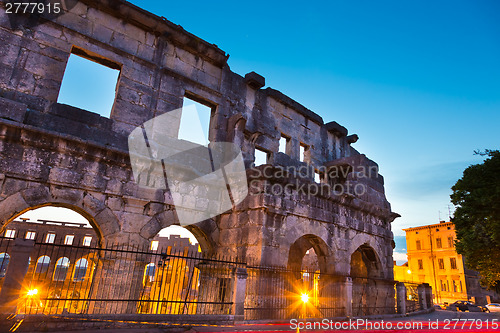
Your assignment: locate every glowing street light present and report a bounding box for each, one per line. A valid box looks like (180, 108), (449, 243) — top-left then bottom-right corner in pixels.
(301, 293), (309, 303)
(406, 269), (414, 283)
(27, 289), (38, 296)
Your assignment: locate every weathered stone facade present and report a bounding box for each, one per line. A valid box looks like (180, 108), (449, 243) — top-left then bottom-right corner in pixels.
(0, 0), (399, 316)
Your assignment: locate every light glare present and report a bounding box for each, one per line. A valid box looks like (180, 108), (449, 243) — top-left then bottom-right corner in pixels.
(27, 289), (38, 296)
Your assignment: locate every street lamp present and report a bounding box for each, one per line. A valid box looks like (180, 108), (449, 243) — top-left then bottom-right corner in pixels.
(406, 269), (414, 283)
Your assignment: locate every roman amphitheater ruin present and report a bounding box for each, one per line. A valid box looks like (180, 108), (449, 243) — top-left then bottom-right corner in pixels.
(0, 0), (414, 325)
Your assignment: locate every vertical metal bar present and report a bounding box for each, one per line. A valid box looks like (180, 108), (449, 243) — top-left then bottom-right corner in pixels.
(100, 243), (112, 314)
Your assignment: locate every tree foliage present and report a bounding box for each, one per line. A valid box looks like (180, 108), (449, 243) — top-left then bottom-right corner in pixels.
(451, 150), (500, 288)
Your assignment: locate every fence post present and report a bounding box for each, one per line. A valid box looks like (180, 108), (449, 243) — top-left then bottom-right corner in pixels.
(423, 283), (432, 308)
(0, 238), (34, 314)
(344, 277), (353, 317)
(396, 282), (406, 314)
(231, 267), (247, 322)
(417, 283), (427, 310)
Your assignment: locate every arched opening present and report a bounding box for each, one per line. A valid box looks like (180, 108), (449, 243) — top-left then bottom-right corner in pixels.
(350, 244), (383, 316)
(53, 257), (70, 281)
(138, 225), (203, 315)
(0, 253), (10, 278)
(284, 234), (333, 318)
(35, 255), (51, 275)
(73, 258), (89, 282)
(288, 234), (330, 276)
(1, 205), (103, 315)
(144, 263), (156, 285)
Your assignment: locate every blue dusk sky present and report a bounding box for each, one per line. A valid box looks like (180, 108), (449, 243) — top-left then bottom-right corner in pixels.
(56, 0), (500, 263)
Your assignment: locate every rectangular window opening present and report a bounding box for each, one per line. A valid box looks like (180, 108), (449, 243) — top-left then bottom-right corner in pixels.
(279, 135), (289, 154)
(25, 231), (36, 240)
(299, 144), (308, 163)
(416, 240), (421, 250)
(448, 236), (453, 248)
(57, 48), (121, 118)
(45, 233), (56, 244)
(151, 240), (159, 251)
(450, 257), (457, 269)
(4, 229), (15, 238)
(254, 147), (268, 167)
(82, 236), (92, 247)
(438, 258), (445, 270)
(436, 238), (442, 248)
(64, 235), (74, 245)
(179, 95), (214, 146)
(418, 259), (423, 270)
(314, 170), (321, 183)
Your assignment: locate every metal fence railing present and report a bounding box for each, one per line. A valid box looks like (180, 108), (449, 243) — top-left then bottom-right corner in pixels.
(0, 237), (243, 316)
(0, 235), (425, 320)
(244, 266), (397, 320)
(404, 282), (421, 313)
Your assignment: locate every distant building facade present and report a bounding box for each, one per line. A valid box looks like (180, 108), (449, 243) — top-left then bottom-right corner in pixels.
(404, 221), (498, 305)
(150, 234), (200, 255)
(2, 219), (98, 247)
(0, 219), (199, 314)
(393, 261), (412, 284)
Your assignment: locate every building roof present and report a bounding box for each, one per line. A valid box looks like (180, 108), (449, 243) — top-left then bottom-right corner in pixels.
(403, 221), (453, 232)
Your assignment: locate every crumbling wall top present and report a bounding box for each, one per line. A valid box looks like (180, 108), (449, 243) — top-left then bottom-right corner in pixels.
(80, 0), (229, 66)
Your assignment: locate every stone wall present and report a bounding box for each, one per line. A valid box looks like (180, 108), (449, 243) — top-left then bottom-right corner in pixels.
(0, 0), (399, 310)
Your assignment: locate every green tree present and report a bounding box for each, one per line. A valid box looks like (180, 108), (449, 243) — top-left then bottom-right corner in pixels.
(451, 150), (500, 288)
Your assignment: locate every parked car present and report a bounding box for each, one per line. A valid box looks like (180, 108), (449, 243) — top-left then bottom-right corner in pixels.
(486, 303), (500, 312)
(433, 304), (446, 309)
(447, 301), (486, 312)
(479, 305), (491, 313)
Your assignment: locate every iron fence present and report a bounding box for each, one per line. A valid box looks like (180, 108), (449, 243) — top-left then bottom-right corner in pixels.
(0, 236), (423, 321)
(404, 282), (421, 313)
(244, 267), (398, 320)
(0, 237), (243, 316)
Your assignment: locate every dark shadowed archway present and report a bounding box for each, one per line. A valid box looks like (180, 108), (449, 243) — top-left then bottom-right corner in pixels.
(350, 244), (384, 316)
(287, 234), (332, 276)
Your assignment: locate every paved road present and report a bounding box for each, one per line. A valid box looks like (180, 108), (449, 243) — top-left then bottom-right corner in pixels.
(188, 310), (500, 332)
(44, 309), (500, 333)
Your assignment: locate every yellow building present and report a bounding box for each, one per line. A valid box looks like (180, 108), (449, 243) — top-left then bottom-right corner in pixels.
(393, 262), (413, 284)
(402, 221), (495, 305)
